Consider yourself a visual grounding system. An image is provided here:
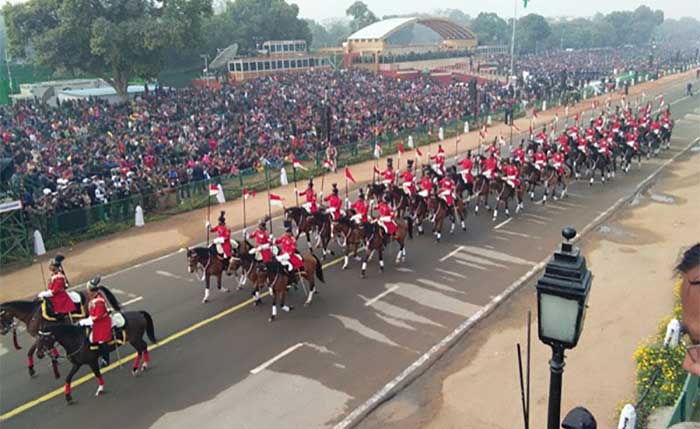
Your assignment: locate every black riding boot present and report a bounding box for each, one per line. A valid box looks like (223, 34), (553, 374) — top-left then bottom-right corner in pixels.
(223, 257), (230, 274)
(99, 343), (111, 368)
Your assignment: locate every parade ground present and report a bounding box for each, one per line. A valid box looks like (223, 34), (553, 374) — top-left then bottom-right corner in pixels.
(0, 73), (698, 428)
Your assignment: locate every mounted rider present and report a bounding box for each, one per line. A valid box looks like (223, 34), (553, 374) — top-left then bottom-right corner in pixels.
(375, 194), (397, 245)
(430, 145), (446, 176)
(38, 259), (77, 315)
(437, 173), (456, 208)
(350, 188), (369, 225)
(458, 151), (475, 185)
(532, 148), (547, 172)
(417, 167), (433, 199)
(399, 159), (416, 197)
(81, 277), (113, 367)
(248, 219), (273, 263)
(297, 179), (318, 214)
(380, 158), (396, 188)
(480, 153), (498, 180)
(207, 211), (232, 270)
(549, 145), (567, 176)
(511, 144), (526, 167)
(275, 221), (304, 279)
(324, 183), (343, 238)
(501, 158), (521, 190)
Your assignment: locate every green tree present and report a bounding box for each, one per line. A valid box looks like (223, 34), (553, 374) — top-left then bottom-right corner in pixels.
(515, 14), (551, 54)
(306, 19), (332, 48)
(654, 17), (700, 47)
(3, 0), (212, 100)
(471, 12), (509, 45)
(346, 1), (378, 33)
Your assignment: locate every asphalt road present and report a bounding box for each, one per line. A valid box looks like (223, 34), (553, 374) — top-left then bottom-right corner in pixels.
(1, 77), (698, 429)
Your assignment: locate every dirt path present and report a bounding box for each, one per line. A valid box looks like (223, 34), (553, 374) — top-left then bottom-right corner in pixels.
(358, 139), (700, 429)
(1, 70), (694, 302)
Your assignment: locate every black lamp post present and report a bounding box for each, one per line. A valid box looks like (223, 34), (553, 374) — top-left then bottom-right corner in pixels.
(536, 227), (593, 429)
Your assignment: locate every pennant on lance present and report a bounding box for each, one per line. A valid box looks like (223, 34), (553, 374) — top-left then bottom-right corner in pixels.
(269, 193), (284, 207)
(344, 166), (356, 184)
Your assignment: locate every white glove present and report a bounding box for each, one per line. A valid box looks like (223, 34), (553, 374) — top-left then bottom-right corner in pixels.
(78, 318), (92, 327)
(205, 221), (211, 229)
(38, 291), (52, 298)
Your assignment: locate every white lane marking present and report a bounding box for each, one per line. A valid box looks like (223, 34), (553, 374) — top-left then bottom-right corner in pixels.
(453, 253), (508, 269)
(376, 314), (416, 331)
(364, 298), (444, 328)
(439, 245), (465, 262)
(493, 218), (512, 230)
(434, 268), (466, 279)
(395, 267), (415, 273)
(495, 229), (537, 239)
(391, 282), (481, 317)
(545, 204), (568, 211)
(364, 286), (400, 307)
(416, 278), (465, 294)
(0, 341), (8, 357)
(155, 270), (194, 282)
(566, 192), (585, 198)
(454, 260), (488, 271)
(122, 296), (144, 306)
(493, 236), (510, 241)
(671, 95), (690, 106)
(335, 133), (700, 429)
(554, 201), (585, 208)
(331, 314), (401, 348)
(525, 218), (547, 225)
(250, 342), (305, 375)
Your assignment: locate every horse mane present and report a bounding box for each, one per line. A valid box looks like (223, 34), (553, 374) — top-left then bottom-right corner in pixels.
(0, 300), (37, 314)
(337, 216), (354, 228)
(98, 287), (121, 312)
(46, 323), (82, 337)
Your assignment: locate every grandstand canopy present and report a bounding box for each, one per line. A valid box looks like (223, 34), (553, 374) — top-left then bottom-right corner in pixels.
(347, 17), (476, 43)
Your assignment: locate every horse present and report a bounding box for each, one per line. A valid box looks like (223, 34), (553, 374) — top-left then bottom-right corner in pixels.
(489, 177), (527, 220)
(261, 252), (325, 322)
(361, 216), (413, 278)
(472, 174), (492, 215)
(0, 290), (94, 378)
(589, 150), (612, 186)
(186, 246), (230, 303)
(35, 309), (157, 402)
(334, 215), (366, 270)
(544, 164), (570, 202)
(430, 196), (465, 241)
(226, 239), (272, 304)
(412, 193), (432, 235)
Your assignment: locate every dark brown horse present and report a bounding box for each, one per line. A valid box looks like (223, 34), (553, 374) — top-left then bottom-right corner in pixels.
(334, 215), (366, 270)
(472, 174), (492, 215)
(35, 308), (157, 402)
(0, 290), (94, 378)
(490, 177), (528, 220)
(430, 196), (466, 242)
(262, 252), (325, 322)
(359, 217), (413, 277)
(186, 246), (230, 303)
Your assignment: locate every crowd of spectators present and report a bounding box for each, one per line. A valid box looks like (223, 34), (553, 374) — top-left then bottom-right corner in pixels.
(1, 47), (696, 216)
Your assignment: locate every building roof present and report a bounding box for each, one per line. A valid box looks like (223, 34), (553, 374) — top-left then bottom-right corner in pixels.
(58, 84), (159, 97)
(347, 16), (476, 42)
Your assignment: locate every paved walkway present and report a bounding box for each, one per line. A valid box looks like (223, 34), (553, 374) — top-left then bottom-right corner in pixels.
(0, 70), (694, 302)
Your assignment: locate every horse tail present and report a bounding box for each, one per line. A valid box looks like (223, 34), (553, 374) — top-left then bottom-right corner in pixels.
(99, 286), (122, 312)
(140, 311), (158, 344)
(404, 216), (414, 239)
(311, 253), (325, 283)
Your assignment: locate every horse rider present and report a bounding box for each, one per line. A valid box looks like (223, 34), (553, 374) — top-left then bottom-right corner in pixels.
(206, 211), (232, 270)
(511, 144), (526, 167)
(532, 148), (547, 172)
(437, 172), (456, 208)
(248, 219), (274, 263)
(81, 278), (113, 367)
(430, 145), (446, 176)
(480, 153), (498, 181)
(375, 194), (398, 245)
(380, 158), (395, 188)
(417, 167), (433, 199)
(297, 179), (318, 214)
(596, 136), (612, 159)
(457, 151), (474, 186)
(275, 221), (304, 280)
(37, 259), (77, 315)
(485, 140), (500, 159)
(324, 183), (343, 238)
(399, 159), (416, 198)
(502, 158), (520, 191)
(350, 188), (369, 225)
(549, 145), (566, 176)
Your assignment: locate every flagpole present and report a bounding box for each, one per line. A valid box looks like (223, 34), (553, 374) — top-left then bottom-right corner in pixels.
(510, 0), (517, 86)
(206, 184), (211, 246)
(344, 165), (349, 209)
(242, 190), (247, 235)
(265, 166), (272, 232)
(293, 165), (299, 206)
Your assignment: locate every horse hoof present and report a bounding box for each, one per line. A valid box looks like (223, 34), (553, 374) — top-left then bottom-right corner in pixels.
(131, 368), (139, 377)
(202, 299), (208, 304)
(254, 299), (262, 306)
(268, 316), (275, 323)
(65, 394), (73, 404)
(220, 288), (229, 293)
(28, 366), (36, 377)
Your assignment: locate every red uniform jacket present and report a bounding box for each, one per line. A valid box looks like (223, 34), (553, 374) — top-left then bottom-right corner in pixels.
(249, 229), (273, 262)
(381, 168), (395, 185)
(399, 170), (415, 194)
(210, 224), (232, 257)
(458, 158), (474, 183)
(323, 194), (342, 219)
(274, 235), (304, 269)
(351, 199), (369, 222)
(89, 294), (112, 343)
(437, 177), (455, 206)
(48, 273), (76, 314)
(376, 202), (397, 235)
(299, 188), (317, 212)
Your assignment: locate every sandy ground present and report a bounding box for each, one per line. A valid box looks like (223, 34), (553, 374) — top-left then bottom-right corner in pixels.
(0, 70), (694, 302)
(358, 142), (700, 428)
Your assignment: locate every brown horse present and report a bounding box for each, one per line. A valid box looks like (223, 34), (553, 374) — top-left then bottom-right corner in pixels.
(0, 290), (93, 379)
(186, 246), (230, 303)
(360, 216), (413, 277)
(334, 216), (366, 270)
(549, 164), (573, 200)
(490, 177), (528, 220)
(226, 239), (269, 304)
(412, 193), (432, 235)
(263, 252), (325, 322)
(472, 174), (492, 215)
(430, 196), (466, 242)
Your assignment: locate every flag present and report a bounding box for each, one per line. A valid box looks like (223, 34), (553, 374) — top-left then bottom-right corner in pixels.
(397, 141), (404, 156)
(528, 125), (533, 137)
(373, 166), (381, 175)
(575, 113), (580, 122)
(344, 166), (356, 184)
(323, 159), (334, 171)
(531, 109), (538, 119)
(269, 193), (284, 207)
(373, 142), (382, 159)
(243, 189), (256, 199)
(415, 147), (423, 157)
(479, 125), (487, 139)
(215, 184), (226, 204)
(209, 184), (219, 196)
(289, 154), (307, 170)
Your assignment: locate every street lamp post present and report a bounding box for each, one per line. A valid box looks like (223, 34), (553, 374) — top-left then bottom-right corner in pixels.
(536, 227), (593, 429)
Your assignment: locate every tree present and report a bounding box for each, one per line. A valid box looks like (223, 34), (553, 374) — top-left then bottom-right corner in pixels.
(471, 12), (509, 45)
(222, 0), (311, 54)
(346, 1), (378, 33)
(654, 17), (700, 47)
(306, 19), (332, 48)
(515, 14), (551, 54)
(434, 9), (471, 27)
(3, 0), (212, 100)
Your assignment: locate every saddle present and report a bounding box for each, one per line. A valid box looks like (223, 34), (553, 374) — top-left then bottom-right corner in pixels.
(40, 297), (86, 322)
(84, 313), (128, 348)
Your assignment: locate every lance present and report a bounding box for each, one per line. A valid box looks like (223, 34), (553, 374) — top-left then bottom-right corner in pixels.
(265, 166), (273, 232)
(206, 180), (211, 246)
(293, 165), (299, 206)
(242, 189), (247, 236)
(344, 164), (350, 209)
